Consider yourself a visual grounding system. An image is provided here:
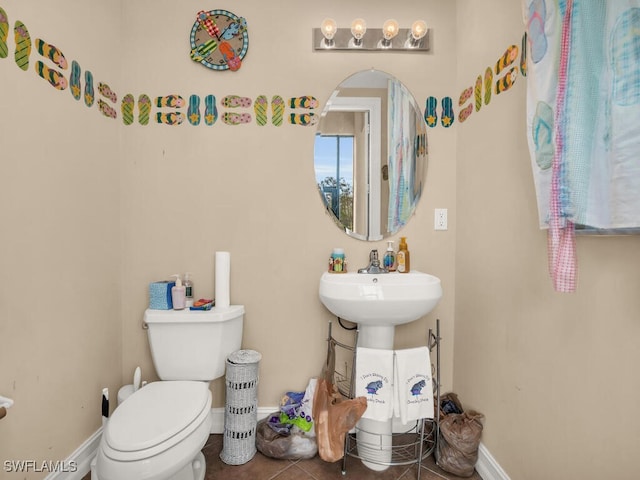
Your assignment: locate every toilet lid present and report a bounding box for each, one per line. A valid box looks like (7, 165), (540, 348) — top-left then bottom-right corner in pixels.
(105, 381), (211, 452)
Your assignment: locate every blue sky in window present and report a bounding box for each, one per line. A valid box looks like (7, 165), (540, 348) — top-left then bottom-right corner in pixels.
(314, 135), (354, 186)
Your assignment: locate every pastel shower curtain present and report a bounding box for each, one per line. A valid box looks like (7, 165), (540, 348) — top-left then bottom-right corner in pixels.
(388, 79), (415, 232)
(524, 0), (640, 292)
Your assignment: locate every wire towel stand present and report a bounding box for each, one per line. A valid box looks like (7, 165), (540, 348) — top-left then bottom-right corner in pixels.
(325, 319), (441, 479)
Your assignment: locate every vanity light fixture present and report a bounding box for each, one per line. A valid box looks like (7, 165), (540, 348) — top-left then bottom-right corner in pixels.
(313, 18), (429, 52)
(349, 18), (367, 47)
(320, 18), (338, 48)
(407, 20), (428, 48)
(380, 19), (399, 48)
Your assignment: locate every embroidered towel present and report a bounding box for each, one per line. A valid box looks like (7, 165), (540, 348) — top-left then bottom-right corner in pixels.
(355, 347), (394, 421)
(393, 347), (433, 424)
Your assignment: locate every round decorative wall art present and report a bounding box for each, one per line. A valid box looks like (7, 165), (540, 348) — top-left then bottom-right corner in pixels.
(189, 9), (248, 72)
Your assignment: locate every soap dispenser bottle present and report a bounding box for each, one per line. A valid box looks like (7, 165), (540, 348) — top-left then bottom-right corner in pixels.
(183, 273), (194, 308)
(383, 240), (396, 271)
(397, 237), (411, 273)
(171, 274), (186, 310)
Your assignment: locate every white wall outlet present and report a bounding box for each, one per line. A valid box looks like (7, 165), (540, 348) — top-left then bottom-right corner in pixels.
(435, 208), (448, 230)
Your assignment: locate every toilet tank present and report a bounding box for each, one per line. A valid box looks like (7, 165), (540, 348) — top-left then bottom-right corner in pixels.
(144, 306), (244, 381)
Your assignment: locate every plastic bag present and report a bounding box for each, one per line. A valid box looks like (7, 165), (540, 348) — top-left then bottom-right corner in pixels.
(313, 377), (367, 463)
(256, 379), (319, 460)
(256, 415), (318, 460)
(435, 393), (484, 477)
(276, 378), (316, 434)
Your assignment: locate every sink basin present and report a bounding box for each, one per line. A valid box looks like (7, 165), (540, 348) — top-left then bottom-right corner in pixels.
(319, 271), (442, 327)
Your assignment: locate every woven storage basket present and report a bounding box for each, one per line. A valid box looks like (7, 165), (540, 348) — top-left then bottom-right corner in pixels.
(220, 349), (262, 465)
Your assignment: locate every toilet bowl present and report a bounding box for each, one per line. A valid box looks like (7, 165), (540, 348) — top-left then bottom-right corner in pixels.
(96, 381), (212, 480)
(94, 306), (244, 480)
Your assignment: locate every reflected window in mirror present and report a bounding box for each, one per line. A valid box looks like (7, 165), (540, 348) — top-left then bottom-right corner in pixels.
(315, 134), (355, 231)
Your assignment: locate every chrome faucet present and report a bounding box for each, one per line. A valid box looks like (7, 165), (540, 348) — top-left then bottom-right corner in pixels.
(358, 249), (388, 274)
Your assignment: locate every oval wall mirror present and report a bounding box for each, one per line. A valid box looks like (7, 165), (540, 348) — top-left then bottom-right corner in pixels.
(314, 69), (428, 241)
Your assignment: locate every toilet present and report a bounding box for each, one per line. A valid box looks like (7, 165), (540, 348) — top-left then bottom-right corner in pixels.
(94, 305), (244, 480)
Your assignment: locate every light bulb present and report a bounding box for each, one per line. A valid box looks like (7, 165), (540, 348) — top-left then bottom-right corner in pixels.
(382, 19), (399, 40)
(320, 18), (337, 40)
(350, 18), (367, 40)
(411, 20), (427, 41)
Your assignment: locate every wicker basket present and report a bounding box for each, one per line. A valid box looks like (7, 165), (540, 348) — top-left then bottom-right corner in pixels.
(220, 349), (262, 465)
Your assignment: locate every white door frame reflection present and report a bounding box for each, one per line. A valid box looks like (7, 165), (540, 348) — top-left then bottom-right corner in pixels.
(316, 96), (382, 240)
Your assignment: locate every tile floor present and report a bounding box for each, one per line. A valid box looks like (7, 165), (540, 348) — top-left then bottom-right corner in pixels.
(85, 434), (481, 480)
(202, 434), (482, 480)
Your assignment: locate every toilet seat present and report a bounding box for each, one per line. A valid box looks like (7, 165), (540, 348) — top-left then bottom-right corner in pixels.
(102, 381), (211, 462)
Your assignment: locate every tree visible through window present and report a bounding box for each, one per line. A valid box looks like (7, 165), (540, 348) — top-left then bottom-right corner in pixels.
(315, 134), (354, 231)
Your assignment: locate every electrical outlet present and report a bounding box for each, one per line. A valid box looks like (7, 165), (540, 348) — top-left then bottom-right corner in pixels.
(435, 208), (448, 230)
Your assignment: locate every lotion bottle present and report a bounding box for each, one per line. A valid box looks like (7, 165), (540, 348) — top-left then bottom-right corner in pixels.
(171, 274), (186, 310)
(397, 237), (411, 273)
(383, 240), (396, 271)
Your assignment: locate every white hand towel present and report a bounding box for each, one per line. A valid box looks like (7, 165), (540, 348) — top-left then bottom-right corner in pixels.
(393, 346), (433, 424)
(355, 347), (394, 421)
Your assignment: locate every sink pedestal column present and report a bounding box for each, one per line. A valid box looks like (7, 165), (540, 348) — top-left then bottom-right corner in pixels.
(358, 325), (394, 350)
(356, 325), (394, 471)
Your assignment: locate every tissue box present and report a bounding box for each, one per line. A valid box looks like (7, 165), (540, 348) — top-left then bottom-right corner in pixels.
(149, 281), (175, 310)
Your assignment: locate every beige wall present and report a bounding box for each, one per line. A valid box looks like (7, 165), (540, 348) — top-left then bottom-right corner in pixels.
(118, 0), (458, 409)
(0, 0), (123, 477)
(0, 0), (456, 476)
(456, 1), (640, 479)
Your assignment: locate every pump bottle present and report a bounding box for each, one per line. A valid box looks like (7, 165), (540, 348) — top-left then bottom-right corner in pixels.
(183, 273), (194, 307)
(383, 240), (396, 271)
(171, 274), (186, 310)
(397, 237), (411, 273)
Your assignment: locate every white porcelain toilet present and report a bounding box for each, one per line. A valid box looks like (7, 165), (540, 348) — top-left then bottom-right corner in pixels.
(94, 305), (244, 480)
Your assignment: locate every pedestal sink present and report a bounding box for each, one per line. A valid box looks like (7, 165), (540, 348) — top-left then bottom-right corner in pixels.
(319, 270), (442, 347)
(318, 271), (442, 470)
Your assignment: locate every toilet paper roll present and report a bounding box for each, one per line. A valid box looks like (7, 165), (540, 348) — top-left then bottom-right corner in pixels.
(215, 251), (231, 308)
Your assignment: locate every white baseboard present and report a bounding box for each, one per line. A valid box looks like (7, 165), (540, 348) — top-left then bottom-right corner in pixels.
(475, 442), (511, 480)
(44, 427), (102, 480)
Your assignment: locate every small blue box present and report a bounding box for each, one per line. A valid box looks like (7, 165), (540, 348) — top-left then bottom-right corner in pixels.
(149, 281), (175, 310)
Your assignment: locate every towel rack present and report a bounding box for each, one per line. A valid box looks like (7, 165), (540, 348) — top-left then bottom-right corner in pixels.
(325, 319), (441, 480)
